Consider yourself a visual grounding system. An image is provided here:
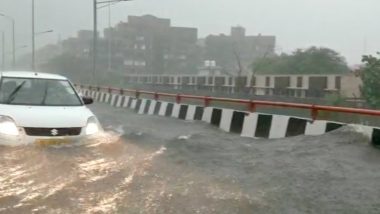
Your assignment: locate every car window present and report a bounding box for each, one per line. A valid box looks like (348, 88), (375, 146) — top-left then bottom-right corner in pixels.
(0, 77), (83, 106)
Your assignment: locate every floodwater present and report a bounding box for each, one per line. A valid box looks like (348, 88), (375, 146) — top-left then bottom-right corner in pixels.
(1, 103), (380, 214)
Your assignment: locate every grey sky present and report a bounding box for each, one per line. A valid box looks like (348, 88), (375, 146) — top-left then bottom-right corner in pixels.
(0, 0), (379, 64)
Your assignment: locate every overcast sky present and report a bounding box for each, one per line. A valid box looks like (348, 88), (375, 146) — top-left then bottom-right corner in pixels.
(0, 0), (379, 64)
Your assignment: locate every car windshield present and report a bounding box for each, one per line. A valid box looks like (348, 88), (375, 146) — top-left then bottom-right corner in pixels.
(0, 77), (82, 106)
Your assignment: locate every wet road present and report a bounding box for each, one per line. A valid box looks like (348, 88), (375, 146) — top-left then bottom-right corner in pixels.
(1, 103), (380, 214)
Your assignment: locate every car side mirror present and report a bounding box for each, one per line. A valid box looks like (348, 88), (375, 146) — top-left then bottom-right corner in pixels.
(82, 96), (94, 105)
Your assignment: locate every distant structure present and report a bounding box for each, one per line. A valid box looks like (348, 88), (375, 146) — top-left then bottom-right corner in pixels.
(198, 60), (223, 76)
(54, 17), (277, 76)
(124, 72), (362, 99)
(203, 26), (276, 75)
(104, 15), (200, 74)
(61, 15), (200, 74)
(62, 30), (95, 58)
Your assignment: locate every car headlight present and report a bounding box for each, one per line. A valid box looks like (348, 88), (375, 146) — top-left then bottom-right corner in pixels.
(85, 116), (100, 135)
(0, 116), (19, 136)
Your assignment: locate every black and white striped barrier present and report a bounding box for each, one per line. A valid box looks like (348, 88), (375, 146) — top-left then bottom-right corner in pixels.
(78, 89), (380, 146)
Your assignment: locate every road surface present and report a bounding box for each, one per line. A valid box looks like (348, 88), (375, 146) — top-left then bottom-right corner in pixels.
(0, 103), (379, 214)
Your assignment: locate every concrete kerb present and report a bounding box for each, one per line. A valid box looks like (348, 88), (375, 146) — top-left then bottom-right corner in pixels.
(80, 89), (379, 145)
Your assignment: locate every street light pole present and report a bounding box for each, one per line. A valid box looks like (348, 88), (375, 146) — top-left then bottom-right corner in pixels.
(11, 19), (15, 68)
(107, 2), (112, 72)
(93, 0), (97, 84)
(35, 30), (54, 35)
(30, 0), (52, 71)
(92, 0), (132, 83)
(0, 13), (16, 69)
(1, 32), (5, 71)
(32, 0), (35, 71)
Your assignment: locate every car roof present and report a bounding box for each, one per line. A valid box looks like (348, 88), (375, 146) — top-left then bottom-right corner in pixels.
(0, 71), (68, 80)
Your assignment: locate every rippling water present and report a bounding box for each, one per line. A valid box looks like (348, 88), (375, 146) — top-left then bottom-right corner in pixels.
(0, 133), (172, 213)
(1, 104), (380, 214)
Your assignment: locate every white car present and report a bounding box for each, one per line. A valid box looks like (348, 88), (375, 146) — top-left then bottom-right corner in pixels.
(0, 71), (102, 146)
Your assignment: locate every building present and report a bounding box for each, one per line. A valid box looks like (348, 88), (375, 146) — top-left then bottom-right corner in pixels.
(197, 60), (223, 76)
(62, 30), (98, 58)
(58, 17), (277, 76)
(103, 15), (200, 74)
(59, 15), (200, 74)
(123, 73), (362, 99)
(203, 26), (276, 75)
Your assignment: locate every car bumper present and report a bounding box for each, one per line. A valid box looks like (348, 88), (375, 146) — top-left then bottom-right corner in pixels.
(0, 133), (101, 146)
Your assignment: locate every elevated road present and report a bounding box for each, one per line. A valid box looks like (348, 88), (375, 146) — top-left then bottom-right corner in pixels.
(0, 103), (379, 213)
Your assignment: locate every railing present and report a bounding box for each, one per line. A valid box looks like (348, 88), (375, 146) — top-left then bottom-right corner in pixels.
(77, 84), (380, 121)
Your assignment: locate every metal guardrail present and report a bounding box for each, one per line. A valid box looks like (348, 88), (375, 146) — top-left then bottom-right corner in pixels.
(77, 84), (380, 121)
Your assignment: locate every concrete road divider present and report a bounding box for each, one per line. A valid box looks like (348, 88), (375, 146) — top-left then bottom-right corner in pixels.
(78, 88), (380, 147)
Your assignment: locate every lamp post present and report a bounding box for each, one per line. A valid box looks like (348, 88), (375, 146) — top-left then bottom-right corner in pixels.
(93, 0), (97, 83)
(92, 0), (132, 83)
(35, 30), (54, 35)
(0, 13), (15, 69)
(31, 29), (53, 70)
(32, 0), (35, 70)
(107, 3), (111, 72)
(1, 32), (4, 71)
(13, 45), (28, 53)
(31, 0), (54, 71)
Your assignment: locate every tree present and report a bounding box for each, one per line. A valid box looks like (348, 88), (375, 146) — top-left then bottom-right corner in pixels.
(360, 53), (380, 108)
(252, 47), (349, 75)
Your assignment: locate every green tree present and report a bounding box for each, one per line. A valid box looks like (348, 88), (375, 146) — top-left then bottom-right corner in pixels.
(360, 53), (380, 108)
(252, 47), (349, 75)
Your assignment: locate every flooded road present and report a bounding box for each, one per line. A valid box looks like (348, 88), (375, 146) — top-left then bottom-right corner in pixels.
(1, 103), (380, 214)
